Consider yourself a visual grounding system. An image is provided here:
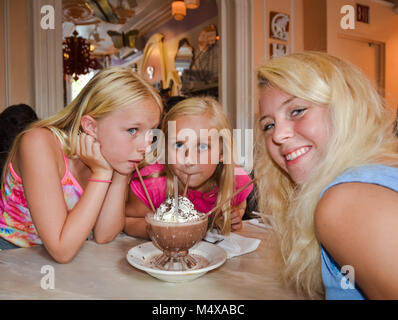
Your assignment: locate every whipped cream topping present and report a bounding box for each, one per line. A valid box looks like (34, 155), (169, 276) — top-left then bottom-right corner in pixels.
(154, 196), (206, 223)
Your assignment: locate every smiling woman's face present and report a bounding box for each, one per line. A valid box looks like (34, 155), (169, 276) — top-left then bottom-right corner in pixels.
(259, 85), (332, 184)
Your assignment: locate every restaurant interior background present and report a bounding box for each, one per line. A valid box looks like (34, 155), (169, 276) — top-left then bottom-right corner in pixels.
(0, 0), (398, 134)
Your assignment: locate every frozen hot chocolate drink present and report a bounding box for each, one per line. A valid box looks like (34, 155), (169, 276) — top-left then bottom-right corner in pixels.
(146, 196), (208, 270)
(153, 196), (205, 222)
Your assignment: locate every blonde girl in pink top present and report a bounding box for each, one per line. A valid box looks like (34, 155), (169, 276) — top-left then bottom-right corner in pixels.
(124, 97), (253, 239)
(0, 67), (163, 262)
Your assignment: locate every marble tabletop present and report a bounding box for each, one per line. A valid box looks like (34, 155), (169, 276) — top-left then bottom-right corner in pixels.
(0, 221), (307, 300)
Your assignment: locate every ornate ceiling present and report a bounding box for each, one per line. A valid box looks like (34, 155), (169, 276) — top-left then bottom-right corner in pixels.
(62, 0), (173, 58)
(63, 0), (99, 25)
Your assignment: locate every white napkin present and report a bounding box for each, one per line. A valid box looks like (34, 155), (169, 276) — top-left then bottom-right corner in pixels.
(248, 218), (273, 230)
(204, 230), (261, 259)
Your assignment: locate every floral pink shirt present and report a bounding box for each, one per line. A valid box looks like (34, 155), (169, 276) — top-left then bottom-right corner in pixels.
(0, 151), (83, 247)
(130, 163), (253, 214)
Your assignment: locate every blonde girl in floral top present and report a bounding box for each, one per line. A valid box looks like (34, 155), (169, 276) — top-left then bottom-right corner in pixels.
(0, 67), (163, 262)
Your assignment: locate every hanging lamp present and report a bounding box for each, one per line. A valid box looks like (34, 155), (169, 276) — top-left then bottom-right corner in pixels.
(172, 1), (186, 21)
(184, 0), (200, 10)
(63, 30), (99, 81)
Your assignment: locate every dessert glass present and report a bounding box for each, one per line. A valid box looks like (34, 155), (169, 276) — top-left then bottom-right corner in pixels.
(145, 213), (208, 271)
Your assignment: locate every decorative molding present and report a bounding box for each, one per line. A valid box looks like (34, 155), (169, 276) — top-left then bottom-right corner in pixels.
(63, 0), (100, 25)
(219, 0), (254, 127)
(137, 5), (172, 36)
(218, 0), (254, 172)
(235, 0), (254, 173)
(31, 0), (63, 119)
(120, 0), (172, 36)
(270, 12), (289, 41)
(218, 0), (235, 122)
(235, 0), (254, 130)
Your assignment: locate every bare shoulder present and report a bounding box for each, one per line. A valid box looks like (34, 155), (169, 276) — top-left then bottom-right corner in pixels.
(314, 182), (398, 298)
(316, 182), (398, 221)
(20, 127), (57, 150)
(18, 128), (62, 159)
(315, 182), (398, 241)
(17, 127), (64, 177)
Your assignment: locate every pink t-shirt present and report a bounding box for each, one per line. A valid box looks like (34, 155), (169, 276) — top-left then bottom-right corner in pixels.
(129, 163), (253, 214)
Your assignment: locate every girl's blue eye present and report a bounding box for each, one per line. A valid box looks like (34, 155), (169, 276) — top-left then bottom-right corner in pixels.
(263, 123), (274, 132)
(173, 142), (184, 149)
(198, 143), (209, 151)
(127, 128), (137, 135)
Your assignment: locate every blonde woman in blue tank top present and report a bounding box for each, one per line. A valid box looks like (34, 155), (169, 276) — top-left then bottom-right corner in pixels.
(254, 52), (398, 299)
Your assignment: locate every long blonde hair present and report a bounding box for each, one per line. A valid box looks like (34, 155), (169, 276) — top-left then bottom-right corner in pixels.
(254, 52), (398, 298)
(2, 67), (163, 182)
(161, 96), (235, 234)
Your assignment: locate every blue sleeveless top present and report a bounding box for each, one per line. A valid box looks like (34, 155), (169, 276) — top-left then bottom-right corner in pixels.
(319, 164), (398, 300)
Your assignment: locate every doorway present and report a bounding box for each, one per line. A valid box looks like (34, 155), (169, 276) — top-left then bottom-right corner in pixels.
(337, 34), (385, 96)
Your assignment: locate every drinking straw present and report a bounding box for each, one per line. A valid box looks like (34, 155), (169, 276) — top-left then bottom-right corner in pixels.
(134, 163), (156, 212)
(183, 174), (191, 198)
(206, 177), (259, 216)
(174, 175), (179, 216)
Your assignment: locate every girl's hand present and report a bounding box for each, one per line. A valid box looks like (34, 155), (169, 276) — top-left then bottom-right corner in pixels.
(76, 133), (113, 178)
(231, 206), (245, 231)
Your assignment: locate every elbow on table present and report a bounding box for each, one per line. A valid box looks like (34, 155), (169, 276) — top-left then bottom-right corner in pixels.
(94, 234), (117, 245)
(45, 242), (80, 264)
(93, 223), (124, 244)
(124, 217), (150, 239)
(49, 250), (77, 264)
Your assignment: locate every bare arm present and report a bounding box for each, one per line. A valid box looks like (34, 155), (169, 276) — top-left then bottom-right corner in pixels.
(231, 200), (247, 231)
(92, 171), (129, 243)
(19, 129), (113, 263)
(315, 182), (398, 299)
(124, 188), (152, 239)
